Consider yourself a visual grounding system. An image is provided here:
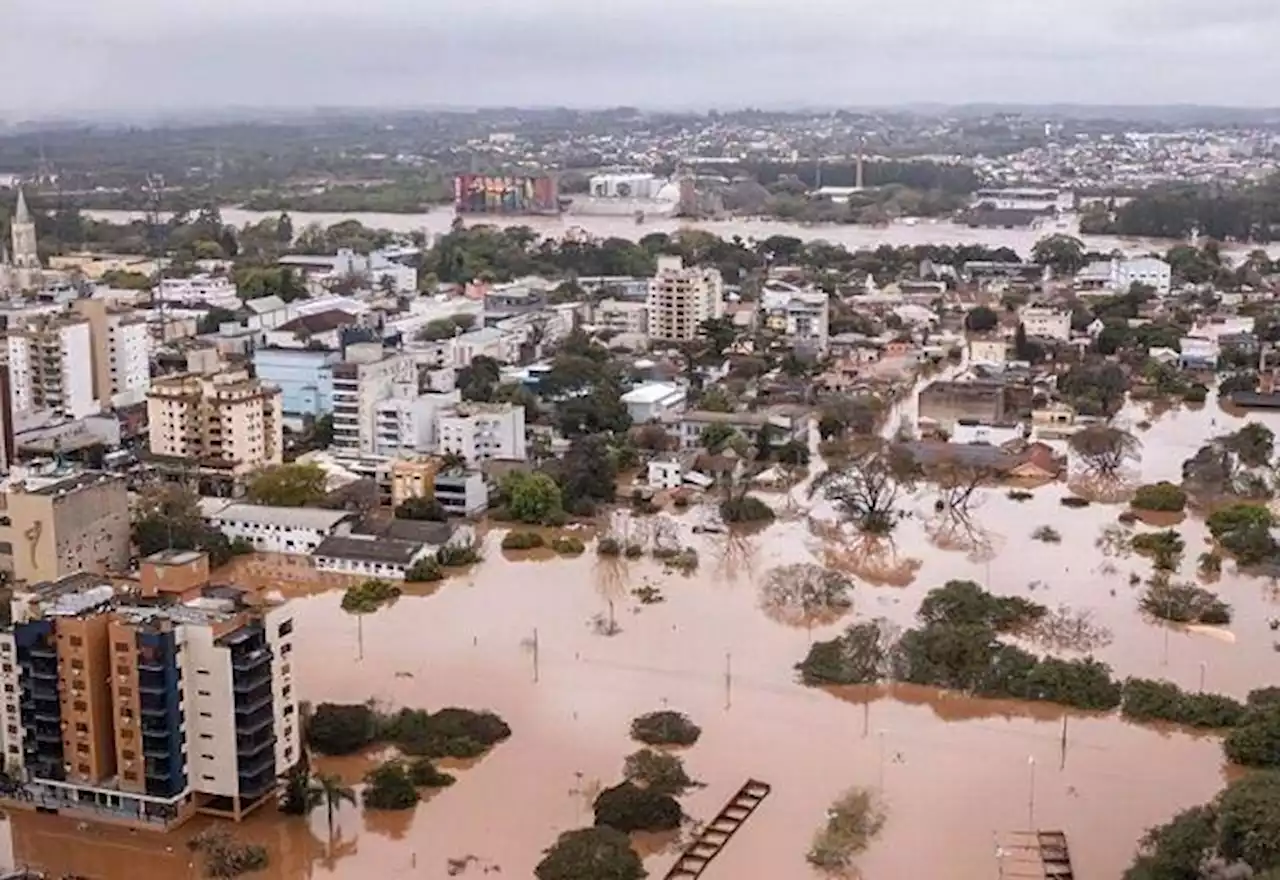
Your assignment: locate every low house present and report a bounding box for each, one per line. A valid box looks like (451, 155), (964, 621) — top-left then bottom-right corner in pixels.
(967, 338), (1009, 365)
(622, 382), (687, 423)
(203, 502), (354, 555)
(669, 408), (810, 452)
(1007, 442), (1065, 480)
(311, 535), (433, 580)
(1179, 337), (1219, 370)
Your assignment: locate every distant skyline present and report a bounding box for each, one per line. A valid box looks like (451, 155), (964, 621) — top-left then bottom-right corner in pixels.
(7, 0), (1280, 117)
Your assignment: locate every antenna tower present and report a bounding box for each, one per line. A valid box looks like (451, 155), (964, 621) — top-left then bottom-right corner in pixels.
(145, 173), (166, 330)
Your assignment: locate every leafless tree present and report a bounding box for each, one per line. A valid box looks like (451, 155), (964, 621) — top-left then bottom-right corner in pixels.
(1069, 425), (1141, 480)
(809, 441), (919, 535)
(760, 563), (855, 627)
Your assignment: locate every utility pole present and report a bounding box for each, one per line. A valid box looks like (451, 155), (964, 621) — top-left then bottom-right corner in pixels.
(146, 173), (167, 335)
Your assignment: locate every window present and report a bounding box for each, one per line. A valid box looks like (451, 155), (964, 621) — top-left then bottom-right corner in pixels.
(197, 669), (209, 676)
(282, 684), (291, 699)
(201, 774), (215, 782)
(71, 659), (85, 671)
(200, 733), (213, 740)
(73, 700), (87, 712)
(278, 620), (294, 638)
(122, 749), (135, 760)
(197, 690), (210, 697)
(114, 642), (128, 653)
(115, 664), (128, 676)
(200, 712), (212, 719)
(77, 763), (89, 775)
(118, 687), (131, 697)
(283, 704), (294, 716)
(121, 730), (134, 742)
(5, 725), (14, 736)
(124, 771), (137, 782)
(281, 643), (293, 656)
(75, 722), (88, 734)
(70, 636), (83, 648)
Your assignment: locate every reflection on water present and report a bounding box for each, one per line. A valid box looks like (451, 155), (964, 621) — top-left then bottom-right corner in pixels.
(7, 394), (1280, 879)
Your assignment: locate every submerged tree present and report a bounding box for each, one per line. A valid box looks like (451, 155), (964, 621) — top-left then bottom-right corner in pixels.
(760, 563), (855, 627)
(809, 441), (918, 535)
(808, 787), (888, 874)
(1069, 425), (1141, 481)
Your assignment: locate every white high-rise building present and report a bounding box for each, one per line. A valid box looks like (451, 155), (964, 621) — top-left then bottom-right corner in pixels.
(7, 316), (98, 418)
(328, 344), (417, 458)
(437, 402), (527, 464)
(107, 312), (151, 405)
(647, 256), (724, 343)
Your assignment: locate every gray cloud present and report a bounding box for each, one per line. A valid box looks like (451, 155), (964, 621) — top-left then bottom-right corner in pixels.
(5, 0), (1280, 116)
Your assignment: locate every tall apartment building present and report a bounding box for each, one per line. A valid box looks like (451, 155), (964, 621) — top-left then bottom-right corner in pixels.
(437, 402), (527, 464)
(0, 550), (298, 829)
(329, 344), (417, 457)
(646, 256), (724, 343)
(0, 470), (131, 585)
(6, 316), (98, 419)
(147, 369), (283, 474)
(72, 300), (152, 410)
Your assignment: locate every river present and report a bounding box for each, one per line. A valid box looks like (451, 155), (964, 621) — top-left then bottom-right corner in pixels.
(1, 394), (1276, 879)
(81, 208), (1280, 260)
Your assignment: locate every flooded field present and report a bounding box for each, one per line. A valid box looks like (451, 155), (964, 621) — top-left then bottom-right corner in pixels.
(5, 396), (1280, 879)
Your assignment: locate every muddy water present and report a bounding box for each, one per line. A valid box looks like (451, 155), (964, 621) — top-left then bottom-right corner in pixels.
(82, 208), (1280, 261)
(7, 397), (1280, 879)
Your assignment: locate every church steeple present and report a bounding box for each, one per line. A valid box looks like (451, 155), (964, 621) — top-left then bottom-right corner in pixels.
(14, 188), (29, 225)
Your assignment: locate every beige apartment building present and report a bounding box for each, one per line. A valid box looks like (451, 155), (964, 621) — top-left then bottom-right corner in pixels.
(147, 369), (283, 474)
(0, 470), (131, 585)
(646, 255), (725, 343)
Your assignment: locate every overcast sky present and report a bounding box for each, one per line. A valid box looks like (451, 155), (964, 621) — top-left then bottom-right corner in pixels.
(6, 0), (1280, 116)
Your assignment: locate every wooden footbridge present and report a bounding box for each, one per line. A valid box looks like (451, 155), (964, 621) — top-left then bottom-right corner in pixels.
(662, 779), (772, 879)
(995, 831), (1075, 879)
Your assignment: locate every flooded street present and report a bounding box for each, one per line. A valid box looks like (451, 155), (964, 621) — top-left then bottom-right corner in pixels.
(5, 395), (1280, 878)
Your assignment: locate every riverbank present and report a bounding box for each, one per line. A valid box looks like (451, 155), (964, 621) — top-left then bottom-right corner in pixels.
(81, 207), (1280, 260)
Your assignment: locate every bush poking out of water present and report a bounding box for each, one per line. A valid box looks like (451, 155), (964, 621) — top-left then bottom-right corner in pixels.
(551, 536), (586, 555)
(807, 787), (887, 874)
(1132, 481), (1188, 512)
(630, 711), (701, 747)
(1224, 706), (1280, 767)
(1140, 579), (1232, 625)
(1206, 503), (1280, 567)
(632, 585), (665, 604)
(381, 707), (512, 759)
(1060, 496), (1091, 509)
(307, 703), (379, 755)
(796, 620), (893, 686)
(407, 757), (456, 788)
(363, 760), (419, 811)
(406, 557), (443, 583)
(188, 828), (269, 879)
(535, 827), (645, 880)
(1199, 551), (1224, 579)
(1032, 525), (1062, 543)
(1121, 678), (1247, 729)
(437, 539), (483, 567)
(719, 495), (776, 524)
(593, 781), (683, 833)
(622, 749), (699, 796)
(654, 546), (699, 573)
(501, 531), (546, 551)
(1007, 490), (1034, 502)
(340, 579), (401, 614)
(1131, 530), (1185, 572)
(597, 537), (621, 557)
(917, 580), (1047, 633)
(624, 543), (645, 559)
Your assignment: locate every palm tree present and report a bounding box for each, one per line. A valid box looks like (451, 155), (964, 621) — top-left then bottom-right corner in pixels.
(312, 773), (357, 837)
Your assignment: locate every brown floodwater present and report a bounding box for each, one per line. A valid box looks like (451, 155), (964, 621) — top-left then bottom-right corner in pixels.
(5, 392), (1280, 879)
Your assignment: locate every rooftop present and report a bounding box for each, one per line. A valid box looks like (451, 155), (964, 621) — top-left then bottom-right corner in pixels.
(621, 382), (686, 405)
(207, 502), (353, 532)
(313, 534), (423, 566)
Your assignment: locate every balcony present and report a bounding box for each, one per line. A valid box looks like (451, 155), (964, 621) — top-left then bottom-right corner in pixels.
(231, 647), (271, 673)
(233, 667), (272, 695)
(235, 693), (273, 719)
(237, 730), (275, 758)
(28, 645), (55, 660)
